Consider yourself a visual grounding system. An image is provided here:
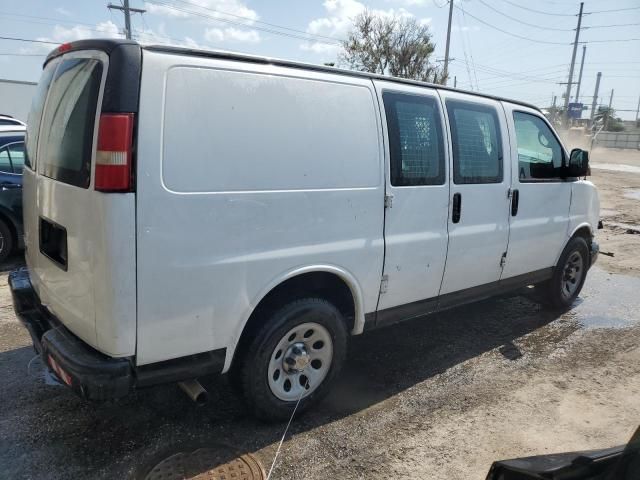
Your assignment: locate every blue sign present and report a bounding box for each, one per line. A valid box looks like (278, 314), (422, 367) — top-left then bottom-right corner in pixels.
(568, 102), (583, 119)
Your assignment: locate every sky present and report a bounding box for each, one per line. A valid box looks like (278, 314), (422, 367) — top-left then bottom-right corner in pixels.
(1, 0), (639, 119)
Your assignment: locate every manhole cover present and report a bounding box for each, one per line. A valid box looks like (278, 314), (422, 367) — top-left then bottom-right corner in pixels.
(144, 447), (265, 480)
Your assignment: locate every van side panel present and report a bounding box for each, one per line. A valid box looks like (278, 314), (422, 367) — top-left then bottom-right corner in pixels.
(135, 51), (385, 366)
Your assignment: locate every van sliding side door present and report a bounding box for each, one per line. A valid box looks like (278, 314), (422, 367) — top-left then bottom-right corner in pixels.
(438, 92), (512, 298)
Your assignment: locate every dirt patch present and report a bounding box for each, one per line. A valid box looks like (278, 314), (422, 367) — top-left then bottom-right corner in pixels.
(590, 148), (640, 275)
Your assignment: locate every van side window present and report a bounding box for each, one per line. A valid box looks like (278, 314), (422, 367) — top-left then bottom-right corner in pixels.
(513, 112), (563, 181)
(446, 100), (503, 184)
(383, 91), (445, 186)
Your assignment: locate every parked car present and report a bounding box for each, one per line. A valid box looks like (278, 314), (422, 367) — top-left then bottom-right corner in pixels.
(9, 40), (599, 421)
(0, 127), (25, 262)
(0, 114), (26, 127)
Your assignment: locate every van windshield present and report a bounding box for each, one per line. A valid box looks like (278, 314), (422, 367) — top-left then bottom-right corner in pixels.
(38, 57), (103, 188)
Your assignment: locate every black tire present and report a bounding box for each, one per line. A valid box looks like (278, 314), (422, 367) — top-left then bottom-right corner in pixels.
(540, 236), (590, 309)
(0, 219), (14, 263)
(232, 297), (347, 422)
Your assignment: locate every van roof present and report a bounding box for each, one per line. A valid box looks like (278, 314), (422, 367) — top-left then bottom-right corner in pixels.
(45, 39), (541, 112)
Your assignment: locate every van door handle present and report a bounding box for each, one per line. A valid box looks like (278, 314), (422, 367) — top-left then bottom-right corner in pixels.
(452, 193), (462, 223)
(511, 189), (520, 216)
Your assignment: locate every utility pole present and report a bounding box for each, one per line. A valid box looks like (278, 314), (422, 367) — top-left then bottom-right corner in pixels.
(454, 76), (457, 88)
(443, 0), (454, 85)
(590, 72), (601, 125)
(108, 0), (146, 40)
(605, 89), (614, 130)
(574, 45), (586, 102)
(636, 95), (640, 122)
(552, 95), (558, 123)
(563, 2), (584, 125)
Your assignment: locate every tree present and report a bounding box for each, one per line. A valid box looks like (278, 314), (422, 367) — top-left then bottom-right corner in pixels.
(594, 106), (625, 132)
(341, 10), (445, 84)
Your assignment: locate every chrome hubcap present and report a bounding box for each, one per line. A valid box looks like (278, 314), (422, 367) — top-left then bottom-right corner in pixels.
(561, 251), (583, 300)
(268, 322), (333, 402)
(283, 342), (311, 373)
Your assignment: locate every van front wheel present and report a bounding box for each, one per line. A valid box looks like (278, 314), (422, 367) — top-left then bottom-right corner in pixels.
(541, 236), (590, 309)
(234, 297), (347, 422)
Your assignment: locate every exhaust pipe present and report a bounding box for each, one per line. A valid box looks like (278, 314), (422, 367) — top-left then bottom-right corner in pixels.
(178, 379), (209, 406)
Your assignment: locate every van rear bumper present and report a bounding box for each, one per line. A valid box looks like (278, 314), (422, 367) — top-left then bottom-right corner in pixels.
(9, 267), (226, 401)
(8, 268), (133, 401)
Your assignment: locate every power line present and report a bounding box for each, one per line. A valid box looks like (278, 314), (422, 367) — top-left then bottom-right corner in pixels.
(459, 1), (479, 91)
(145, 0), (342, 46)
(453, 6), (569, 45)
(171, 0), (342, 42)
(586, 6), (640, 14)
(476, 0), (574, 31)
(0, 52), (46, 56)
(583, 23), (640, 29)
(0, 14), (122, 37)
(0, 36), (59, 45)
(580, 38), (640, 43)
(0, 12), (97, 28)
(497, 0), (576, 17)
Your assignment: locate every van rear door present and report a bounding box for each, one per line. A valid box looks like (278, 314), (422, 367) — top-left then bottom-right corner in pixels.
(24, 42), (140, 356)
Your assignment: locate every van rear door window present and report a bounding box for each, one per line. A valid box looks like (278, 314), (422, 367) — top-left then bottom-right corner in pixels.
(38, 58), (103, 188)
(25, 61), (57, 171)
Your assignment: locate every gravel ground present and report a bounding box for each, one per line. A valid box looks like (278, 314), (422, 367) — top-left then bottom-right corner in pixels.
(1, 150), (640, 480)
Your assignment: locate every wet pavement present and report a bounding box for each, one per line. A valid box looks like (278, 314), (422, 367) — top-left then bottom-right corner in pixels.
(591, 163), (640, 174)
(1, 265), (639, 479)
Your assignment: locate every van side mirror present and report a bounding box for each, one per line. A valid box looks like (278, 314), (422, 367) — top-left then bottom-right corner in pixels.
(567, 148), (589, 177)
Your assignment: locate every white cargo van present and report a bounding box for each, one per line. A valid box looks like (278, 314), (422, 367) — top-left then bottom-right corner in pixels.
(10, 40), (599, 420)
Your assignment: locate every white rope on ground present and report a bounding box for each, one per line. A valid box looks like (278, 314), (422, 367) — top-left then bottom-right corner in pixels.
(265, 376), (310, 480)
(27, 354), (40, 377)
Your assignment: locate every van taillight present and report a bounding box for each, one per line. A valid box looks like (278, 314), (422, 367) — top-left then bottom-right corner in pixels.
(95, 113), (134, 192)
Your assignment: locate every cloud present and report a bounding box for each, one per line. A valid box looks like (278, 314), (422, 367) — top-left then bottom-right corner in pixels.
(133, 23), (213, 49)
(145, 0), (261, 43)
(20, 21), (122, 54)
(145, 0), (258, 20)
(301, 0), (431, 55)
(45, 20), (121, 42)
(385, 0), (430, 5)
(55, 7), (72, 17)
(205, 27), (260, 43)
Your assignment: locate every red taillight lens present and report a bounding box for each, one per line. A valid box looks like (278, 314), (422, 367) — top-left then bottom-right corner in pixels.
(96, 113), (134, 192)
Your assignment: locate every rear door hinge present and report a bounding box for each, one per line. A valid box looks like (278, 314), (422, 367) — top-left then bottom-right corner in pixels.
(507, 188), (513, 199)
(380, 274), (389, 294)
(500, 252), (507, 268)
(384, 193), (394, 209)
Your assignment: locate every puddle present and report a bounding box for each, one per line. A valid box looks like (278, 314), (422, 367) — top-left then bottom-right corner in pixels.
(624, 189), (640, 201)
(590, 163), (640, 174)
(564, 267), (640, 329)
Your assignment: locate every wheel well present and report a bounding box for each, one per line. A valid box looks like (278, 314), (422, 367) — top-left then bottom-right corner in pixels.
(233, 272), (356, 362)
(572, 226), (592, 244)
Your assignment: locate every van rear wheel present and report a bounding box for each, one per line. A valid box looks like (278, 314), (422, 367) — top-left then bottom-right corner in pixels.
(233, 297), (347, 422)
(0, 219), (14, 263)
(540, 236), (590, 309)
